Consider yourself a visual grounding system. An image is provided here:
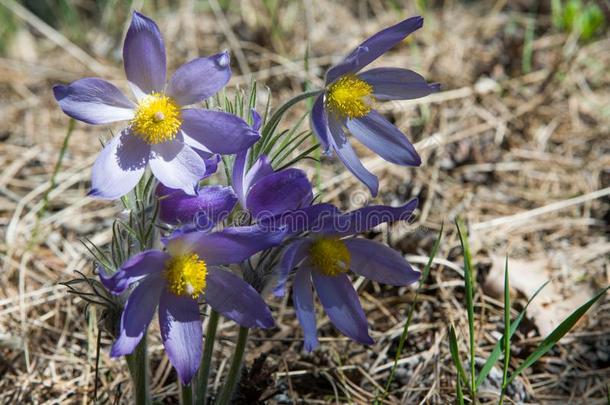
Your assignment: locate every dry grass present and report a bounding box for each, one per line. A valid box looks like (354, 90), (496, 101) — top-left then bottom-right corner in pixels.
(0, 0), (609, 404)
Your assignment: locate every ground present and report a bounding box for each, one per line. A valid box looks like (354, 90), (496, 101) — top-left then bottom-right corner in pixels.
(0, 0), (609, 404)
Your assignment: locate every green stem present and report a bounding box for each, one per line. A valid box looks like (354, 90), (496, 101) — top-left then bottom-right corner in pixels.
(197, 310), (219, 404)
(215, 327), (249, 405)
(181, 382), (193, 405)
(125, 335), (151, 405)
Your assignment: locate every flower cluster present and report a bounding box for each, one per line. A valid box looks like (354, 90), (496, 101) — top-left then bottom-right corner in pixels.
(54, 11), (438, 391)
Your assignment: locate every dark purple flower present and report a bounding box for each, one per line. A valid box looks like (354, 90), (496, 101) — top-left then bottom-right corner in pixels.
(53, 12), (259, 199)
(232, 111), (313, 220)
(274, 199), (420, 351)
(100, 227), (283, 384)
(311, 17), (440, 196)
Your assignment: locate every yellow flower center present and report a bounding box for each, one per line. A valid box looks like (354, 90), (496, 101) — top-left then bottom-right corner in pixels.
(310, 237), (351, 277)
(131, 93), (182, 144)
(164, 253), (207, 298)
(326, 75), (374, 119)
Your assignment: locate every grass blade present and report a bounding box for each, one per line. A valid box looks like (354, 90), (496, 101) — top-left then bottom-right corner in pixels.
(455, 219), (476, 398)
(507, 286), (610, 384)
(498, 256), (511, 405)
(449, 324), (470, 392)
(456, 373), (464, 405)
(475, 280), (550, 388)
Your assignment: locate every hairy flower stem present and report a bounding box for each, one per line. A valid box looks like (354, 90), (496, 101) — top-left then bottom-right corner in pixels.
(215, 327), (249, 405)
(196, 310), (219, 404)
(125, 335), (151, 405)
(181, 382), (193, 405)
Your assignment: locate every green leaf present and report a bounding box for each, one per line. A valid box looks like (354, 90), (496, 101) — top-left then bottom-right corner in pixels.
(455, 219), (476, 395)
(507, 286), (610, 384)
(449, 324), (470, 392)
(475, 280), (550, 388)
(456, 374), (464, 405)
(499, 256), (511, 404)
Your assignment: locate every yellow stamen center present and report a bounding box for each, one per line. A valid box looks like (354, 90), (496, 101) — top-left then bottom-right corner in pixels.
(164, 253), (207, 298)
(310, 237), (351, 277)
(131, 93), (181, 144)
(326, 75), (374, 119)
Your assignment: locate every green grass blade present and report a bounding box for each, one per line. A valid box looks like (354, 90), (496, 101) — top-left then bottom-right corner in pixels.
(456, 373), (464, 405)
(449, 324), (470, 392)
(476, 280), (550, 388)
(499, 256), (511, 405)
(455, 219), (476, 397)
(507, 286), (610, 384)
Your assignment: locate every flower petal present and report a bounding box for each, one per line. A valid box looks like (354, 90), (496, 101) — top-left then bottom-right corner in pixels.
(181, 109), (260, 154)
(173, 225), (286, 266)
(53, 78), (135, 124)
(100, 250), (169, 294)
(149, 141), (205, 196)
(310, 95), (331, 153)
(205, 267), (274, 328)
(89, 131), (149, 200)
(325, 16), (423, 83)
(158, 291), (202, 385)
(157, 184), (237, 226)
(344, 238), (420, 285)
(318, 198), (418, 236)
(110, 274), (164, 357)
(232, 151), (248, 207)
(166, 52), (231, 106)
(123, 11), (166, 95)
(251, 109), (262, 132)
(293, 264), (319, 351)
(359, 67), (440, 100)
(328, 114), (379, 197)
(311, 272), (373, 345)
(259, 203), (341, 235)
(247, 168), (313, 219)
(346, 110), (421, 166)
(273, 238), (312, 297)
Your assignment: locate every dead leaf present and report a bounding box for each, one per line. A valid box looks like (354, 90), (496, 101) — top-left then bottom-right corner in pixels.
(483, 255), (593, 337)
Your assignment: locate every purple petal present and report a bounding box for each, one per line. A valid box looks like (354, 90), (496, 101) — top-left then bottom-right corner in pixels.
(247, 168), (313, 219)
(328, 115), (379, 197)
(344, 238), (420, 285)
(166, 52), (231, 106)
(293, 265), (319, 351)
(158, 291), (202, 385)
(100, 250), (169, 294)
(311, 272), (373, 345)
(53, 78), (134, 124)
(346, 110), (421, 166)
(318, 198), (418, 236)
(232, 150), (248, 207)
(181, 109), (260, 154)
(359, 68), (440, 100)
(89, 131), (149, 200)
(273, 238), (312, 297)
(123, 11), (166, 95)
(149, 141), (205, 195)
(205, 267), (274, 328)
(251, 109), (262, 132)
(110, 274), (165, 357)
(325, 16), (423, 83)
(259, 203), (341, 235)
(173, 225), (286, 266)
(310, 95), (331, 153)
(244, 154), (274, 194)
(157, 184), (237, 226)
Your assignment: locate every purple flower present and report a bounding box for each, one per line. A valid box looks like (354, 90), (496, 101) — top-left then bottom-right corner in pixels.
(100, 227), (283, 384)
(53, 11), (259, 199)
(311, 17), (440, 196)
(274, 199), (420, 351)
(232, 110), (313, 220)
